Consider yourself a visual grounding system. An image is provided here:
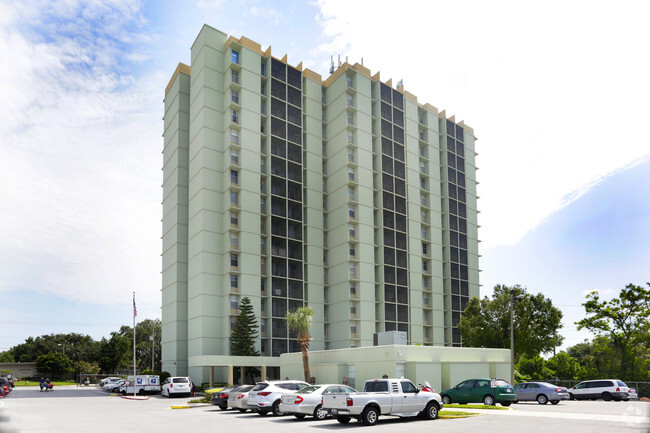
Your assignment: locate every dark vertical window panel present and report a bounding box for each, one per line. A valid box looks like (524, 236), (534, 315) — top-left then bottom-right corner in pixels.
(394, 179), (405, 197)
(384, 247), (395, 265)
(461, 281), (469, 296)
(397, 323), (408, 333)
(288, 260), (302, 279)
(448, 184), (457, 199)
(382, 155), (393, 174)
(446, 119), (455, 137)
(272, 278), (286, 296)
(457, 172), (466, 188)
(456, 142), (465, 158)
(458, 188), (466, 202)
(271, 196), (286, 217)
(288, 240), (302, 260)
(271, 117), (286, 139)
(381, 137), (393, 155)
(271, 216), (286, 236)
(385, 304), (396, 321)
(458, 203), (467, 219)
(396, 268), (407, 286)
(380, 83), (392, 103)
(287, 161), (302, 182)
(271, 257), (287, 277)
(287, 181), (302, 201)
(395, 196), (406, 215)
(450, 247), (459, 263)
(395, 232), (407, 250)
(384, 285), (396, 302)
(382, 173), (394, 192)
(452, 296), (460, 310)
(383, 228), (395, 247)
(287, 105), (301, 126)
(271, 98), (286, 119)
(395, 214), (406, 232)
(385, 322), (396, 331)
(288, 279), (303, 299)
(271, 79), (286, 100)
(383, 191), (394, 210)
(461, 296), (468, 311)
(396, 250), (407, 268)
(271, 176), (286, 197)
(450, 231), (459, 247)
(392, 108), (404, 127)
(394, 161), (405, 179)
(456, 125), (464, 142)
(271, 156), (286, 177)
(271, 136), (286, 157)
(449, 216), (458, 231)
(459, 249), (468, 265)
(384, 266), (396, 284)
(383, 210), (395, 228)
(458, 218), (467, 234)
(457, 157), (465, 172)
(460, 265), (468, 281)
(287, 201), (302, 221)
(271, 59), (286, 81)
(287, 86), (301, 108)
(448, 167), (457, 185)
(397, 305), (408, 322)
(447, 151), (456, 168)
(287, 123), (302, 145)
(381, 102), (392, 121)
(271, 236), (287, 257)
(446, 136), (455, 153)
(451, 279), (460, 294)
(449, 199), (458, 216)
(396, 286), (408, 304)
(393, 144), (404, 162)
(392, 89), (403, 110)
(451, 263), (459, 278)
(287, 66), (301, 89)
(287, 143), (301, 163)
(393, 126), (404, 144)
(272, 338), (287, 356)
(459, 233), (467, 249)
(287, 221), (302, 240)
(381, 120), (392, 138)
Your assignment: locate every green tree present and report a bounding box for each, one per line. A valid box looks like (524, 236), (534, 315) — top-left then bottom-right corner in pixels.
(10, 333), (100, 364)
(545, 352), (584, 380)
(230, 297), (260, 384)
(0, 351), (15, 363)
(98, 328), (132, 373)
(36, 353), (73, 377)
(515, 353), (553, 380)
(135, 319), (162, 372)
(458, 284), (564, 359)
(286, 307), (314, 383)
(74, 360), (100, 375)
(576, 283), (650, 380)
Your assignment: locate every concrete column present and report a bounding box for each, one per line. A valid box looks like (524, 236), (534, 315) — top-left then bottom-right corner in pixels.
(240, 366), (245, 384)
(261, 365), (267, 381)
(209, 366), (214, 388)
(227, 365), (234, 385)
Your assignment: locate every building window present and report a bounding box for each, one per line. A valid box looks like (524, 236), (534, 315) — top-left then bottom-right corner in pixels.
(230, 275), (238, 289)
(349, 263), (356, 278)
(347, 112), (354, 125)
(350, 305), (356, 315)
(231, 169), (239, 185)
(423, 260), (428, 272)
(231, 150), (239, 165)
(348, 205), (356, 220)
(232, 70), (239, 84)
(230, 233), (239, 249)
(346, 75), (353, 88)
(351, 324), (357, 335)
(422, 243), (428, 255)
(348, 186), (355, 200)
(348, 167), (355, 181)
(231, 110), (239, 124)
(231, 49), (239, 64)
(347, 93), (354, 107)
(230, 191), (239, 206)
(350, 282), (357, 296)
(348, 224), (356, 239)
(230, 212), (239, 227)
(231, 90), (239, 104)
(347, 131), (354, 144)
(261, 62), (265, 76)
(420, 161), (426, 173)
(420, 177), (426, 189)
(231, 130), (239, 145)
(348, 148), (355, 162)
(230, 294), (238, 310)
(231, 253), (238, 268)
(349, 243), (356, 257)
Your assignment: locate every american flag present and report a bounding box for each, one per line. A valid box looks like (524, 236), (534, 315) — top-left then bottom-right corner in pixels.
(133, 294), (137, 318)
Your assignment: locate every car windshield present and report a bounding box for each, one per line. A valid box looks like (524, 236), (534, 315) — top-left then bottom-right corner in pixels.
(297, 385), (321, 394)
(251, 383), (269, 391)
(173, 378), (189, 383)
(538, 382), (556, 388)
(496, 380), (511, 387)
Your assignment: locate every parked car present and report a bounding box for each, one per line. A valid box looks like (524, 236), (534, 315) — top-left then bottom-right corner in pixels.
(104, 379), (125, 392)
(569, 379), (629, 401)
(227, 385), (255, 412)
(99, 377), (120, 387)
(513, 382), (570, 404)
(0, 378), (11, 396)
(322, 378), (442, 426)
(247, 380), (310, 416)
(280, 384), (357, 420)
(210, 385), (239, 409)
(440, 378), (516, 406)
(627, 388), (639, 400)
(161, 377), (192, 398)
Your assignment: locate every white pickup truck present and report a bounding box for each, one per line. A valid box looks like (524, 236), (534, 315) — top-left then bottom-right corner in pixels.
(321, 378), (443, 426)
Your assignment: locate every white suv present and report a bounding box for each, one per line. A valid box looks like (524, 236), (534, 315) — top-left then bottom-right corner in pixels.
(247, 380), (310, 416)
(569, 379), (629, 401)
(161, 376), (192, 398)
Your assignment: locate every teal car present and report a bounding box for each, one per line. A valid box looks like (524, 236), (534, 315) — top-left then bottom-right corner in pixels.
(440, 379), (516, 406)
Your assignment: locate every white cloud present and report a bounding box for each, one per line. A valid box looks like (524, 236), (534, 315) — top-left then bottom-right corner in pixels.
(0, 1), (163, 308)
(196, 0), (227, 9)
(249, 5), (282, 25)
(315, 0), (650, 249)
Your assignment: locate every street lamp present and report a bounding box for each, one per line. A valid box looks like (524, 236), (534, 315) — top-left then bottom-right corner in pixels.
(149, 334), (155, 371)
(510, 291), (524, 386)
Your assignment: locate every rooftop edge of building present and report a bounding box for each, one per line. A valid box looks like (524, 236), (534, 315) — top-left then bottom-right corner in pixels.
(165, 24), (475, 136)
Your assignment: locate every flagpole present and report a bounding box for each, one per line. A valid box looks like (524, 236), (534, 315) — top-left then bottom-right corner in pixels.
(133, 291), (137, 397)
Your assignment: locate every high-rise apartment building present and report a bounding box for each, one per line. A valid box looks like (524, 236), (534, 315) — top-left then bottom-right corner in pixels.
(162, 25), (479, 383)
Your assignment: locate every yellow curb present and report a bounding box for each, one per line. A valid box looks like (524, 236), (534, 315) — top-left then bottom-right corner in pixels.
(171, 405), (190, 409)
(438, 414), (482, 419)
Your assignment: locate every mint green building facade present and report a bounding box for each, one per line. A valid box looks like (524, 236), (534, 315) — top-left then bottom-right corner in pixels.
(162, 25), (480, 385)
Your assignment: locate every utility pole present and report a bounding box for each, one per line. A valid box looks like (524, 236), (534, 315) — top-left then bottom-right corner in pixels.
(510, 294), (515, 386)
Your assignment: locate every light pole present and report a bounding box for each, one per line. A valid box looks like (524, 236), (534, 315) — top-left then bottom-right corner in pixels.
(510, 291), (523, 386)
(150, 334), (154, 371)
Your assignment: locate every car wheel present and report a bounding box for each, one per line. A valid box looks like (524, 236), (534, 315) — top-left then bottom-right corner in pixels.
(258, 410), (268, 416)
(313, 404), (327, 420)
(602, 392), (612, 401)
(441, 395), (451, 405)
(501, 401), (512, 407)
(550, 400), (559, 405)
(237, 408), (247, 413)
(336, 416), (351, 424)
(569, 393), (575, 400)
(294, 414), (306, 419)
(121, 390), (126, 396)
(422, 401), (439, 420)
(537, 394), (548, 405)
(361, 406), (379, 426)
(272, 400), (285, 416)
(483, 395), (495, 406)
(138, 389), (145, 396)
(219, 403), (228, 411)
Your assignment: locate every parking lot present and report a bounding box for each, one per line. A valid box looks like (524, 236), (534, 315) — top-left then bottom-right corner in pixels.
(1, 386), (648, 433)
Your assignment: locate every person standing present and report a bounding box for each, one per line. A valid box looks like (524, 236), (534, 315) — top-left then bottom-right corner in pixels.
(39, 378), (45, 392)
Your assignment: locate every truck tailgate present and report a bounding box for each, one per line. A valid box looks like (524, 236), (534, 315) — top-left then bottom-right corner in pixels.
(322, 393), (352, 410)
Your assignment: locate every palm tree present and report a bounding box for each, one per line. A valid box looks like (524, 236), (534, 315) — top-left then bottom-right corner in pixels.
(286, 307), (314, 383)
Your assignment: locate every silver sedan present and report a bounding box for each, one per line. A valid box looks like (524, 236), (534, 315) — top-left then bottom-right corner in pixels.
(513, 382), (570, 404)
(228, 385), (255, 412)
(279, 384), (357, 420)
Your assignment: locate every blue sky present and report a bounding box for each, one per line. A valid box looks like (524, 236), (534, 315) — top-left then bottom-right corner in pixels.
(0, 0), (648, 352)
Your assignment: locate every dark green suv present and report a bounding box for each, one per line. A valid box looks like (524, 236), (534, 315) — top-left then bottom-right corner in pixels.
(440, 379), (516, 406)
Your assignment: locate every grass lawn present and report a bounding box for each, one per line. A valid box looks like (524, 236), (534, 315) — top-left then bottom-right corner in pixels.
(13, 380), (77, 387)
(438, 410), (481, 418)
(443, 403), (510, 410)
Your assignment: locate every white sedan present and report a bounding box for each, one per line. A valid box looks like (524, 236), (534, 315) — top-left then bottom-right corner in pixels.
(161, 377), (192, 398)
(104, 379), (125, 392)
(279, 384), (357, 420)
